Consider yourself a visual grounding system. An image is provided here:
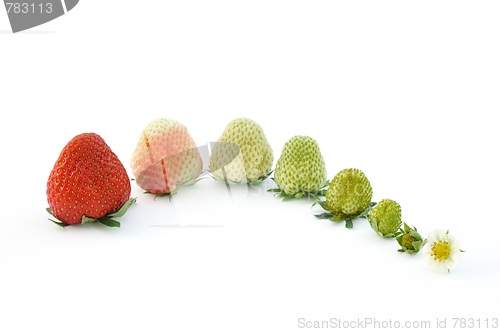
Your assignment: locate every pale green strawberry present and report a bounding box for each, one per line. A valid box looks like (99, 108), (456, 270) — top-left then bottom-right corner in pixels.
(314, 168), (374, 228)
(130, 118), (203, 197)
(210, 118), (273, 183)
(270, 135), (327, 200)
(369, 198), (402, 238)
(326, 168), (373, 216)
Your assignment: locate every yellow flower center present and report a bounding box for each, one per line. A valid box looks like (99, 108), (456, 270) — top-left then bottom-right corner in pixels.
(431, 240), (451, 262)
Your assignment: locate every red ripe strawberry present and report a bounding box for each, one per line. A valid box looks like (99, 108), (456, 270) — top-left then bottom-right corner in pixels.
(46, 133), (135, 227)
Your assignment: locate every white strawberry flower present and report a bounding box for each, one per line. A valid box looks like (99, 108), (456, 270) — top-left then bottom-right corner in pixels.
(422, 229), (462, 273)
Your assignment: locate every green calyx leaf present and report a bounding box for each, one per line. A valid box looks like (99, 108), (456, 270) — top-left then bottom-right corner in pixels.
(312, 200), (332, 212)
(49, 218), (70, 227)
(314, 213), (334, 220)
(313, 200), (371, 229)
(396, 234), (403, 246)
(319, 180), (331, 190)
(98, 217), (121, 228)
(330, 214), (347, 222)
(47, 208), (70, 227)
(370, 217), (379, 232)
(358, 202), (376, 219)
(308, 194), (320, 202)
(183, 177), (207, 186)
(313, 212), (349, 225)
(295, 192), (305, 200)
(412, 241), (422, 252)
(270, 187), (320, 202)
(46, 197), (136, 228)
(409, 229), (422, 241)
(314, 189), (328, 197)
(144, 191), (174, 201)
(108, 197), (137, 218)
(82, 216), (98, 224)
(250, 170), (274, 185)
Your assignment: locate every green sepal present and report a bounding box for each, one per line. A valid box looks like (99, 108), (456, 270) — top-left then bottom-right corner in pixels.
(98, 217), (120, 228)
(397, 249), (405, 252)
(250, 170), (274, 185)
(144, 191), (173, 201)
(270, 186), (320, 202)
(312, 199), (369, 228)
(82, 216), (97, 224)
(183, 177), (207, 186)
(383, 231), (401, 238)
(47, 208), (70, 227)
(312, 200), (331, 212)
(330, 214), (347, 222)
(459, 249), (465, 253)
(47, 197), (135, 228)
(314, 213), (334, 220)
(358, 202), (376, 219)
(370, 217), (379, 233)
(396, 234), (403, 246)
(131, 178), (135, 181)
(108, 197), (137, 218)
(412, 241), (422, 251)
(49, 218), (70, 227)
(409, 229), (422, 241)
(313, 212), (346, 223)
(319, 180), (331, 190)
(314, 189), (328, 197)
(308, 194), (320, 202)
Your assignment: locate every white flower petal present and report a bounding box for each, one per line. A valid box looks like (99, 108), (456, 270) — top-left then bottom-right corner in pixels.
(427, 229), (446, 244)
(421, 243), (434, 264)
(428, 259), (448, 274)
(448, 235), (461, 250)
(445, 250), (462, 270)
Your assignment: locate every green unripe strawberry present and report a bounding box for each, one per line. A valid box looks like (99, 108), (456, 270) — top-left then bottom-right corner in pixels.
(402, 233), (418, 247)
(369, 198), (402, 238)
(396, 223), (423, 254)
(326, 168), (373, 217)
(273, 135), (327, 196)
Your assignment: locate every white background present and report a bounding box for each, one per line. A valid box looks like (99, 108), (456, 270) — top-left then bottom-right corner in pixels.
(1, 1), (499, 331)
